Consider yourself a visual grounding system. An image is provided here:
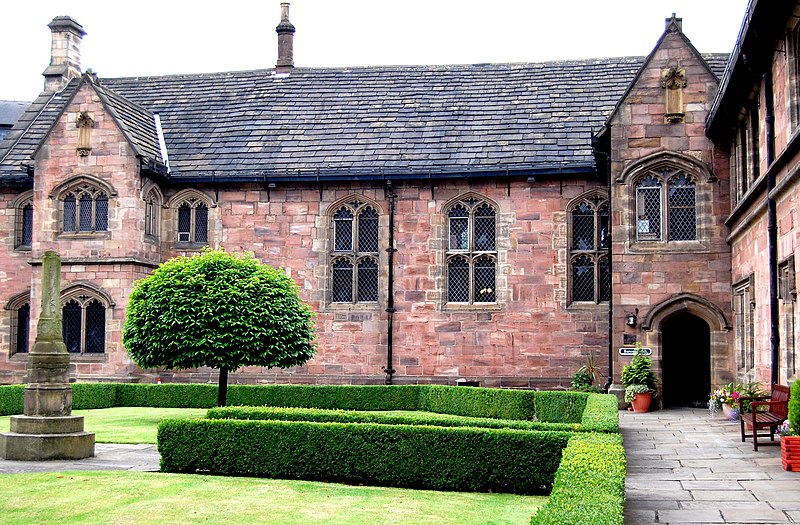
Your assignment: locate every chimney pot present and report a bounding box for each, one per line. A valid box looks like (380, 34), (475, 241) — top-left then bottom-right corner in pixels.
(43, 16), (86, 92)
(276, 3), (295, 74)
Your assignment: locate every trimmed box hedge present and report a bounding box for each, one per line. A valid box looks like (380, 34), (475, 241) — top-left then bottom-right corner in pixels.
(158, 417), (570, 494)
(207, 405), (580, 432)
(0, 383), (613, 427)
(530, 433), (625, 525)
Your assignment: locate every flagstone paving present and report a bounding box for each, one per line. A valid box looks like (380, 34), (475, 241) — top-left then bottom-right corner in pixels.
(621, 408), (799, 524)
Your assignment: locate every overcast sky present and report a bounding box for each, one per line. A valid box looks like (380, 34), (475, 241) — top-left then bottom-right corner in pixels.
(3, 0), (751, 102)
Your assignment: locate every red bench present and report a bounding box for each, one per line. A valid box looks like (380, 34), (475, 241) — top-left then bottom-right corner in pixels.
(738, 384), (790, 451)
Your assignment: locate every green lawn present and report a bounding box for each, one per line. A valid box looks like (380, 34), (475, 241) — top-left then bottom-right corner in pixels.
(0, 407), (548, 524)
(0, 407), (207, 443)
(0, 470), (544, 525)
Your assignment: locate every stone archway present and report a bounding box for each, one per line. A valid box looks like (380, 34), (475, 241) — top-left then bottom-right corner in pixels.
(642, 293), (733, 408)
(661, 312), (710, 407)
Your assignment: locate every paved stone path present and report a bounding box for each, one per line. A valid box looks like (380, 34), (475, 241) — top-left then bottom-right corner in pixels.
(0, 443), (159, 474)
(622, 408), (800, 524)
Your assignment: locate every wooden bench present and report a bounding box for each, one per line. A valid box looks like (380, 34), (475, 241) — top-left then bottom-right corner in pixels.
(738, 384), (790, 451)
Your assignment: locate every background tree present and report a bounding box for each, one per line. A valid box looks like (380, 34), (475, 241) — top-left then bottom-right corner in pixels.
(123, 249), (316, 405)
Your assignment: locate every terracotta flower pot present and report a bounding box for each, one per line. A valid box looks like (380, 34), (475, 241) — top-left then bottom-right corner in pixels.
(722, 403), (733, 419)
(631, 391), (652, 413)
(782, 436), (800, 472)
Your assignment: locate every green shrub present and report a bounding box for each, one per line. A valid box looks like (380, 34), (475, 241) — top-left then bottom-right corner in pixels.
(158, 418), (570, 494)
(578, 394), (619, 433)
(530, 433), (625, 525)
(72, 383), (118, 409)
(0, 385), (24, 416)
(208, 405), (580, 432)
(418, 385), (536, 420)
(114, 383), (218, 408)
(789, 380), (800, 432)
(227, 384), (421, 411)
(534, 391), (588, 423)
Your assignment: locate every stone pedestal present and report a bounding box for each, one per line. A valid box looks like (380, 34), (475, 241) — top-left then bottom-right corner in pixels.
(0, 251), (94, 461)
(0, 415), (95, 461)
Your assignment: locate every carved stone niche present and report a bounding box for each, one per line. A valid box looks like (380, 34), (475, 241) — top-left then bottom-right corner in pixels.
(76, 111), (95, 156)
(661, 67), (686, 124)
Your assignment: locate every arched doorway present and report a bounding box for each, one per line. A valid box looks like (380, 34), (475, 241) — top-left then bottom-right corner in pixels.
(661, 312), (711, 407)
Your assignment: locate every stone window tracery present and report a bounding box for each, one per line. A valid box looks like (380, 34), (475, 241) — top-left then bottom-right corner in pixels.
(568, 194), (610, 304)
(61, 184), (108, 233)
(176, 197), (208, 244)
(14, 194), (33, 249)
(61, 290), (107, 355)
(445, 196), (497, 304)
(635, 168), (696, 242)
(330, 199), (380, 303)
(7, 293), (31, 355)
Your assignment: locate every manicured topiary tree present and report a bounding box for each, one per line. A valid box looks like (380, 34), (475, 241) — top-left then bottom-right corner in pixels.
(122, 249), (316, 406)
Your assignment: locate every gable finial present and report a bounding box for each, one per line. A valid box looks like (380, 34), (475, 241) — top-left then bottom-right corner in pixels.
(665, 13), (682, 33)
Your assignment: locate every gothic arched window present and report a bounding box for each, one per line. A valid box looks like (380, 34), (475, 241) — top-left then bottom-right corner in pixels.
(62, 184), (108, 233)
(569, 194), (610, 304)
(445, 196), (497, 304)
(635, 169), (696, 242)
(330, 199), (380, 303)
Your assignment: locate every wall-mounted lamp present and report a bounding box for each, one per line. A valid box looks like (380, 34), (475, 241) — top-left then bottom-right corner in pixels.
(625, 308), (639, 327)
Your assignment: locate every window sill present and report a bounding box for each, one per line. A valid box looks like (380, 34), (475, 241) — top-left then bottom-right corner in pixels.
(443, 303), (502, 312)
(58, 231), (111, 240)
(566, 302), (609, 311)
(324, 302), (382, 312)
(14, 246), (32, 252)
(626, 240), (707, 253)
(174, 242), (209, 251)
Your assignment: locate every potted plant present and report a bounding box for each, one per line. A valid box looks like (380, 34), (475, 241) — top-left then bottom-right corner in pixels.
(621, 344), (658, 413)
(709, 383), (739, 419)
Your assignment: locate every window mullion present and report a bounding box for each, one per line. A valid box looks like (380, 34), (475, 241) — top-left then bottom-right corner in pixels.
(352, 256), (359, 304)
(190, 208), (196, 243)
(80, 305), (87, 354)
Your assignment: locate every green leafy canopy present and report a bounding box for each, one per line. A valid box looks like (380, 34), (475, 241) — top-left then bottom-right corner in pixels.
(122, 249), (316, 372)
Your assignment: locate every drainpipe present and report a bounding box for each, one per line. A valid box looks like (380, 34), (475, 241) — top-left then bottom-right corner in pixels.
(764, 70), (779, 385)
(384, 181), (397, 384)
(593, 134), (614, 392)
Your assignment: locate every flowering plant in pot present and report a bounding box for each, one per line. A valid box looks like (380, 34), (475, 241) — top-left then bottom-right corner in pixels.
(709, 383), (740, 419)
(621, 344), (658, 412)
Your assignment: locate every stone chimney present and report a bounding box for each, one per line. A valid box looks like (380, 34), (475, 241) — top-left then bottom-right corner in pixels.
(276, 3), (295, 73)
(42, 16), (86, 92)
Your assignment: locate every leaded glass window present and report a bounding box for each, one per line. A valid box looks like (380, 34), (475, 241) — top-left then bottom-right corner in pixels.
(445, 196), (498, 304)
(635, 169), (697, 243)
(62, 295), (106, 355)
(13, 302), (30, 354)
(330, 199), (380, 304)
(15, 200), (33, 249)
(176, 197), (209, 244)
(569, 194), (610, 304)
(668, 175), (696, 241)
(144, 188), (162, 239)
(61, 185), (108, 233)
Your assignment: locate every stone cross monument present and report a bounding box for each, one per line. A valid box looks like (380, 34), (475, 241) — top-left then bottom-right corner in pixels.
(0, 251), (94, 460)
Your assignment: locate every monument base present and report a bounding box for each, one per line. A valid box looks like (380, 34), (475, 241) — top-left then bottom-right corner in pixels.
(0, 415), (95, 460)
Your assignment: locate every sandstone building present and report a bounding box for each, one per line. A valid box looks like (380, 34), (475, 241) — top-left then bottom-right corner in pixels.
(1, 2), (797, 406)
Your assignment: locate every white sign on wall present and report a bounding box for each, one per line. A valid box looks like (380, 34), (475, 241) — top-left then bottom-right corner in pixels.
(619, 347), (652, 356)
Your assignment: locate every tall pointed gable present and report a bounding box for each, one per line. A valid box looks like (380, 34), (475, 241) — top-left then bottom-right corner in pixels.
(604, 14), (724, 128)
(0, 74), (166, 182)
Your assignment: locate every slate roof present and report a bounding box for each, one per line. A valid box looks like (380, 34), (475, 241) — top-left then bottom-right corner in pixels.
(0, 53), (730, 184)
(0, 101), (29, 128)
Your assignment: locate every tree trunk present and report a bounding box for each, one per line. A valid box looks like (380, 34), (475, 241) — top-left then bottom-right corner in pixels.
(217, 367), (229, 407)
